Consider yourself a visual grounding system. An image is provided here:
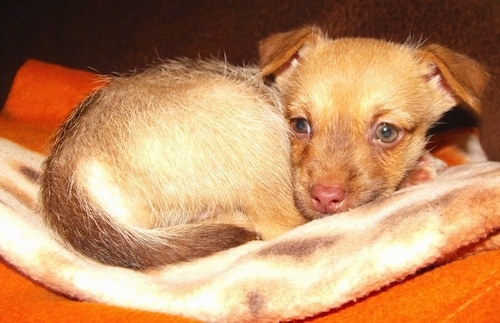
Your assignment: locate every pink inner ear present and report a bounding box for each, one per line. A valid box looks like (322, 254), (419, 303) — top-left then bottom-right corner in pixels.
(274, 52), (300, 77)
(424, 65), (452, 94)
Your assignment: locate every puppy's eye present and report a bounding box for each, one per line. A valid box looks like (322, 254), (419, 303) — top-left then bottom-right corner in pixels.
(375, 123), (399, 143)
(290, 118), (311, 138)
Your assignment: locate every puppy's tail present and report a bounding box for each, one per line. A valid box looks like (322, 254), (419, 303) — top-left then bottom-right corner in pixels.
(42, 184), (257, 269)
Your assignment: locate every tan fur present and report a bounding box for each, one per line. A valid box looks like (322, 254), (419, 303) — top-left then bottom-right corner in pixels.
(40, 59), (306, 269)
(259, 26), (488, 219)
(41, 27), (488, 269)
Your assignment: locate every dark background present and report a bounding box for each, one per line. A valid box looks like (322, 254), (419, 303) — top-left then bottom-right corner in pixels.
(1, 0), (498, 159)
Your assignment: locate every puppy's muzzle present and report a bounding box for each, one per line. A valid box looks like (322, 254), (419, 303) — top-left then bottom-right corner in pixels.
(310, 184), (347, 214)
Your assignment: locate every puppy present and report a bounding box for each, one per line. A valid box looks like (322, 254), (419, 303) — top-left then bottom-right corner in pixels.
(41, 59), (306, 269)
(42, 28), (488, 269)
(259, 26), (489, 220)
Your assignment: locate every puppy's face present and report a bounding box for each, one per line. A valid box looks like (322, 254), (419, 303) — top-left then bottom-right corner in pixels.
(284, 39), (444, 219)
(260, 28), (488, 219)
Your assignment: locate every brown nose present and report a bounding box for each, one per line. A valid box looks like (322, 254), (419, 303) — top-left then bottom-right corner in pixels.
(310, 184), (346, 214)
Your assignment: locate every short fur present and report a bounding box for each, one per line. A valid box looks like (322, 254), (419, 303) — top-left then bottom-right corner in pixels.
(259, 26), (488, 219)
(41, 59), (306, 269)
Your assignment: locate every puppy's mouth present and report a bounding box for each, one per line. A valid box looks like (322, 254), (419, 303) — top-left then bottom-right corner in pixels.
(294, 184), (385, 220)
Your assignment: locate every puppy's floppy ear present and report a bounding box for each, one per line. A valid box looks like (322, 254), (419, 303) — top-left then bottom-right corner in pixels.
(259, 26), (321, 79)
(418, 44), (489, 113)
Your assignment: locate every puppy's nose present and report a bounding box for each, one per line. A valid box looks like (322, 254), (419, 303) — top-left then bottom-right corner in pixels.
(310, 184), (346, 214)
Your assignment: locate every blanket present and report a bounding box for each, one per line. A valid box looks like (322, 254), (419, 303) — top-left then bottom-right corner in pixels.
(0, 60), (499, 322)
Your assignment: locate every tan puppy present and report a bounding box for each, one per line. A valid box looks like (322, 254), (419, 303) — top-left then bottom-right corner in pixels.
(41, 59), (306, 269)
(259, 26), (488, 220)
(42, 27), (488, 270)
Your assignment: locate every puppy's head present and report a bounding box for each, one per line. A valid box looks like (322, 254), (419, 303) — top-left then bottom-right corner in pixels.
(260, 26), (489, 219)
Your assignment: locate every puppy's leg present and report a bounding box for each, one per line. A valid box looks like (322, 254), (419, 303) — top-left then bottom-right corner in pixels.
(398, 152), (448, 188)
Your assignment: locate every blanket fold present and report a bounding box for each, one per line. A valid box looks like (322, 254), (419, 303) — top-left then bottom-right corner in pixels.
(3, 59), (104, 129)
(0, 60), (499, 322)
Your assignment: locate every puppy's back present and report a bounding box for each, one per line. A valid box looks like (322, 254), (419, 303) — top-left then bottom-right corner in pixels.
(41, 60), (303, 269)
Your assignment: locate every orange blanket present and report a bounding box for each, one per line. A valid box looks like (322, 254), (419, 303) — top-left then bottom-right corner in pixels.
(0, 60), (498, 322)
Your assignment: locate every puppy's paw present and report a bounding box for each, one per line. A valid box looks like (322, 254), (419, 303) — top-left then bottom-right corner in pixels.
(399, 152), (448, 188)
